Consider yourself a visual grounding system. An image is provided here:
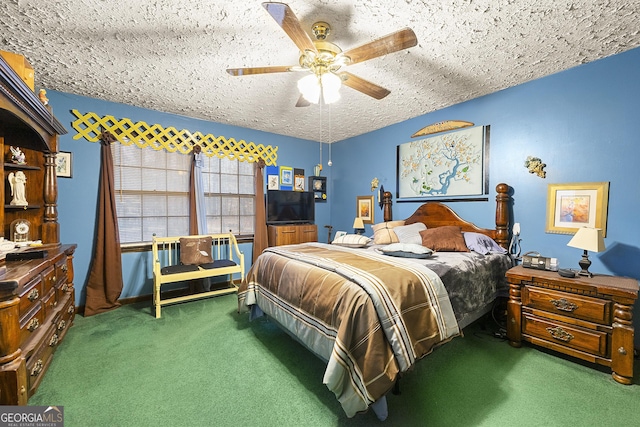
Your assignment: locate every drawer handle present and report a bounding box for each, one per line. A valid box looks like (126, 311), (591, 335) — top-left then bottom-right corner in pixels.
(68, 305), (75, 315)
(546, 326), (574, 342)
(31, 359), (43, 377)
(49, 333), (59, 347)
(28, 288), (40, 301)
(58, 320), (66, 331)
(550, 298), (578, 312)
(61, 283), (69, 292)
(62, 264), (68, 272)
(27, 318), (40, 332)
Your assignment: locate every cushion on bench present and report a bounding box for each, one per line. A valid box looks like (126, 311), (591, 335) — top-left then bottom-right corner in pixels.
(199, 259), (237, 270)
(161, 264), (200, 275)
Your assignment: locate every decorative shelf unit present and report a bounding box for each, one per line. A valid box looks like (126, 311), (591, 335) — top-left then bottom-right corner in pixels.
(0, 53), (67, 243)
(309, 176), (326, 202)
(0, 52), (75, 405)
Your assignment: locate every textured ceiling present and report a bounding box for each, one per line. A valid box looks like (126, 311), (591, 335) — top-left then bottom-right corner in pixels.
(2, 1), (639, 142)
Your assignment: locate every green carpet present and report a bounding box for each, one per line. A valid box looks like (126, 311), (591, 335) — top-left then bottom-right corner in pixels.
(29, 295), (640, 426)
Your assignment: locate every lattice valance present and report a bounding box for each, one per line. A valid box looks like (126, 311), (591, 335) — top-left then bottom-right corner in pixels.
(70, 109), (278, 165)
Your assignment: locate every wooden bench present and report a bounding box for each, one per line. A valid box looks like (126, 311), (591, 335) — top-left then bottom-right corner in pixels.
(151, 233), (245, 318)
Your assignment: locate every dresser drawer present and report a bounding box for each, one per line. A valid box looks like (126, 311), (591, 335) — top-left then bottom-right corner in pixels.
(522, 314), (609, 357)
(25, 323), (58, 397)
(18, 276), (43, 318)
(41, 265), (56, 297)
(523, 286), (610, 325)
(54, 292), (74, 343)
(19, 304), (45, 347)
(54, 257), (68, 287)
(42, 288), (57, 318)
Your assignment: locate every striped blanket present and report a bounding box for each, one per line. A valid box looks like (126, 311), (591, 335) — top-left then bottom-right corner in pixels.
(238, 243), (459, 418)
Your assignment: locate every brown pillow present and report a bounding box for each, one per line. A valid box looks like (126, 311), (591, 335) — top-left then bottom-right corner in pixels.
(419, 226), (469, 252)
(372, 220), (405, 244)
(180, 236), (213, 265)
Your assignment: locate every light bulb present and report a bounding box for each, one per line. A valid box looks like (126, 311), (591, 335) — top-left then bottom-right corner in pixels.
(297, 74), (320, 103)
(327, 160), (332, 166)
(321, 73), (341, 104)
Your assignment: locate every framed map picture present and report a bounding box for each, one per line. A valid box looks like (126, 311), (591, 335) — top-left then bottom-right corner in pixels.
(396, 125), (489, 201)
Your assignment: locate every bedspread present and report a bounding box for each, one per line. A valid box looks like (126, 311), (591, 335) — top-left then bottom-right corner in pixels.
(238, 243), (459, 417)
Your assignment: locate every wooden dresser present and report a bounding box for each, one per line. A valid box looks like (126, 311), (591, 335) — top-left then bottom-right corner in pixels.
(1, 53), (74, 403)
(268, 224), (318, 246)
(0, 245), (77, 404)
(506, 265), (638, 384)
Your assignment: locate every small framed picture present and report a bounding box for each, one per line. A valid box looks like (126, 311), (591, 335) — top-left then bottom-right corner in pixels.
(267, 174), (279, 190)
(280, 166), (293, 186)
(356, 195), (375, 224)
(546, 182), (609, 236)
(56, 151), (73, 178)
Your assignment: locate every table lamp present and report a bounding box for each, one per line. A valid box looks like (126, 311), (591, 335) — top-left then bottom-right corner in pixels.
(566, 227), (605, 277)
(353, 217), (365, 235)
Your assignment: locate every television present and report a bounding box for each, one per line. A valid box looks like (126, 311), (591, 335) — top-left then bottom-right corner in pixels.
(266, 190), (315, 225)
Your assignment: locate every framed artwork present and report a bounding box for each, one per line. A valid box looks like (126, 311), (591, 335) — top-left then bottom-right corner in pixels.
(267, 174), (279, 190)
(55, 151), (73, 178)
(396, 125), (489, 201)
(294, 168), (305, 191)
(280, 166), (293, 187)
(546, 182), (609, 236)
(356, 195), (374, 224)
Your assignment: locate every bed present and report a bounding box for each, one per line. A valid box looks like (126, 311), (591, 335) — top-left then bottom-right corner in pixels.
(238, 183), (512, 419)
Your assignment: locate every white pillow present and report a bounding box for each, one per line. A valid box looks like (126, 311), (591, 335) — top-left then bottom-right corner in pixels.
(379, 243), (433, 259)
(392, 222), (427, 245)
(332, 234), (372, 248)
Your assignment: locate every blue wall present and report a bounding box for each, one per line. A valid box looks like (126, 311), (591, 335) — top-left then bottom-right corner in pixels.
(332, 46), (640, 279)
(331, 47), (640, 342)
(47, 91), (328, 304)
(48, 45), (639, 339)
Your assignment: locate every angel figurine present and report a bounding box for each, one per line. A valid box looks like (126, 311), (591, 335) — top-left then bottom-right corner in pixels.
(8, 171), (28, 206)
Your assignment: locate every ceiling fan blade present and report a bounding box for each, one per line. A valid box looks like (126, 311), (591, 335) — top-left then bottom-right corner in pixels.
(341, 28), (417, 65)
(262, 2), (318, 54)
(339, 72), (391, 100)
(226, 65), (297, 76)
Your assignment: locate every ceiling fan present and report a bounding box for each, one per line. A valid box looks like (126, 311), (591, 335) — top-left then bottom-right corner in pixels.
(226, 2), (418, 106)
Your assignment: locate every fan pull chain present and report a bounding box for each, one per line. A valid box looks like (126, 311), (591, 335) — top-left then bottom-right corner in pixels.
(328, 104), (333, 166)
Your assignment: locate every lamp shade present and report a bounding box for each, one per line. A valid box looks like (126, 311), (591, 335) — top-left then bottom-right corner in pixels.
(352, 217), (364, 229)
(567, 227), (605, 252)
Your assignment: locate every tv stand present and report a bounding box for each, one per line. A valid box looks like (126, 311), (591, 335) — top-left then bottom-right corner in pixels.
(268, 224), (318, 246)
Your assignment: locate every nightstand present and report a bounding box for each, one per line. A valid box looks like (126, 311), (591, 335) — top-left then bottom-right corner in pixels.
(506, 265), (638, 384)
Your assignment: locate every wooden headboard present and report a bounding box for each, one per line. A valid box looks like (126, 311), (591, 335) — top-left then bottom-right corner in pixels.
(389, 183), (511, 249)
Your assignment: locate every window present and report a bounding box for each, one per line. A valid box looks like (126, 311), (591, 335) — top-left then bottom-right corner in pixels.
(112, 144), (255, 243)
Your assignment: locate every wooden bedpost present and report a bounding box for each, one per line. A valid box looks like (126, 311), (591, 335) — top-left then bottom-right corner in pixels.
(495, 183), (510, 249)
(382, 191), (393, 222)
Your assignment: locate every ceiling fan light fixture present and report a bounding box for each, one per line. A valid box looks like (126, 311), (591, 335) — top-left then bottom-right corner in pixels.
(297, 74), (321, 103)
(297, 72), (341, 104)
